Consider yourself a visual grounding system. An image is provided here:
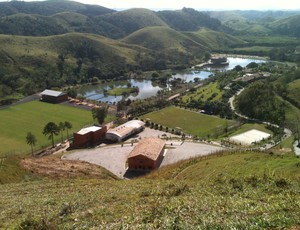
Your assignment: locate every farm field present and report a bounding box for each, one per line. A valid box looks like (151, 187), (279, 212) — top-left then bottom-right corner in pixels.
(141, 106), (236, 137)
(0, 101), (96, 156)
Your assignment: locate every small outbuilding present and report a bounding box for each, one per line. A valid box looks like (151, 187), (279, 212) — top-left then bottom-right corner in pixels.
(106, 120), (145, 142)
(127, 138), (165, 170)
(40, 89), (68, 103)
(72, 125), (107, 148)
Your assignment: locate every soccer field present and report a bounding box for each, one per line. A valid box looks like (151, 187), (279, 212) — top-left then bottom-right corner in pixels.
(0, 101), (95, 156)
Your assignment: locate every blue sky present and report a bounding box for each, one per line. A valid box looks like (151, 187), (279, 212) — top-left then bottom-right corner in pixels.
(1, 0), (300, 10)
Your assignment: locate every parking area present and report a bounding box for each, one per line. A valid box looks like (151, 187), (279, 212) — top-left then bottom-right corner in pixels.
(63, 139), (224, 178)
(62, 144), (134, 178)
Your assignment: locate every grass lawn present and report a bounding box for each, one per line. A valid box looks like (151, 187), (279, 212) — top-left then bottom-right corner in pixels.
(107, 87), (138, 96)
(182, 82), (223, 103)
(0, 101), (108, 156)
(141, 106), (236, 137)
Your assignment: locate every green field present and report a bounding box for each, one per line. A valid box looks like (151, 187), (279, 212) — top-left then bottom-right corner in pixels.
(182, 82), (223, 103)
(141, 106), (236, 137)
(0, 101), (98, 156)
(107, 87), (138, 96)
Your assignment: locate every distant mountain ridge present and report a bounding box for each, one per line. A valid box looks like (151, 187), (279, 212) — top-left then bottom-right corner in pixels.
(0, 1), (226, 38)
(0, 0), (115, 16)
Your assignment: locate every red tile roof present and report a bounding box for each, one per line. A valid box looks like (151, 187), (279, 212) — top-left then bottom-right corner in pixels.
(128, 138), (165, 161)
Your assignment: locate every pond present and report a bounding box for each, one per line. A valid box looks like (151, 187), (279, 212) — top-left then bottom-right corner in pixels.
(78, 57), (266, 103)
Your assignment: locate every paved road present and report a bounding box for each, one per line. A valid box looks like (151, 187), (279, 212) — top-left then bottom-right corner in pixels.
(0, 93), (40, 110)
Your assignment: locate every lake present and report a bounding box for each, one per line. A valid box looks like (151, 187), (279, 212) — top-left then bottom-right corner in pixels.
(78, 57), (266, 103)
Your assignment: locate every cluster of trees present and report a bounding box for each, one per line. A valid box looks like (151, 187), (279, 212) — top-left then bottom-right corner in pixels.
(127, 97), (170, 117)
(26, 121), (72, 155)
(236, 81), (285, 125)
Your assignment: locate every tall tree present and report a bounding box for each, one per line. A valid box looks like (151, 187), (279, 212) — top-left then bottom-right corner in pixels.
(92, 107), (108, 124)
(26, 132), (37, 155)
(59, 122), (65, 143)
(64, 121), (72, 140)
(43, 122), (59, 148)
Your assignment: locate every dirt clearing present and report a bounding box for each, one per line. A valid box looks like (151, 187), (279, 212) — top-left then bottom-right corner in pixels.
(21, 156), (117, 180)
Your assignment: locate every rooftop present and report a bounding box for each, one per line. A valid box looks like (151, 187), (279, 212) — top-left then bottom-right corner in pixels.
(77, 126), (102, 135)
(128, 138), (166, 161)
(41, 89), (66, 97)
(107, 120), (145, 137)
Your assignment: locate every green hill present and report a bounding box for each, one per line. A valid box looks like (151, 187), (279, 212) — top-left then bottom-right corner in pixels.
(100, 8), (168, 38)
(157, 8), (222, 32)
(0, 0), (114, 17)
(1, 151), (299, 228)
(270, 14), (300, 37)
(184, 28), (244, 50)
(122, 26), (207, 57)
(288, 79), (300, 101)
(0, 33), (148, 100)
(0, 13), (68, 36)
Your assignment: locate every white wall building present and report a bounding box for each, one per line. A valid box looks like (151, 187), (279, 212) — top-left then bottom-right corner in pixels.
(105, 120), (145, 142)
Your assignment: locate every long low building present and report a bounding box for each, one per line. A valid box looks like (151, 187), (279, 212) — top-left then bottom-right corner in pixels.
(127, 137), (166, 170)
(73, 125), (107, 148)
(40, 89), (68, 103)
(105, 120), (145, 142)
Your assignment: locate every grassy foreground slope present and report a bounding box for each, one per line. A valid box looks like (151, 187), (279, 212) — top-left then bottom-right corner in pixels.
(1, 151), (300, 228)
(0, 101), (94, 156)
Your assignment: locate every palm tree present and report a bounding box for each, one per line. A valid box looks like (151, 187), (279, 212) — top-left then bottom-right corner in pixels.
(64, 121), (72, 140)
(26, 132), (37, 155)
(43, 122), (59, 148)
(59, 122), (65, 143)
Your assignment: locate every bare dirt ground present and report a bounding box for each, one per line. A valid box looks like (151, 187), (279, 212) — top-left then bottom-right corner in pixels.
(21, 156), (117, 180)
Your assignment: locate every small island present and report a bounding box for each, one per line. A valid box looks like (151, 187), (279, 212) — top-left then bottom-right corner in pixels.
(107, 87), (139, 96)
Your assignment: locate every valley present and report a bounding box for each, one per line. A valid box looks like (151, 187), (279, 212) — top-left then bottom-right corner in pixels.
(0, 1), (300, 228)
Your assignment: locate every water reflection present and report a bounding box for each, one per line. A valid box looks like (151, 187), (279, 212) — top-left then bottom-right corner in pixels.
(78, 57), (266, 103)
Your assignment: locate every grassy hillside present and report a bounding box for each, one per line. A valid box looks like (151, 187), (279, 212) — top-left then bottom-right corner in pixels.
(140, 106), (236, 137)
(157, 8), (222, 31)
(100, 8), (168, 38)
(0, 0), (114, 17)
(0, 101), (96, 156)
(122, 26), (207, 55)
(288, 79), (300, 106)
(0, 32), (149, 100)
(1, 151), (300, 228)
(182, 82), (223, 102)
(184, 28), (244, 50)
(270, 14), (300, 37)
